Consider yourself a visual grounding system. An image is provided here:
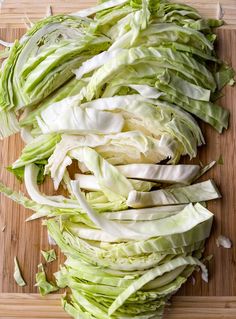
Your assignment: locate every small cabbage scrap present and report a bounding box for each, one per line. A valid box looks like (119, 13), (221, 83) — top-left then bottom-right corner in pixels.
(216, 235), (232, 248)
(35, 264), (58, 295)
(13, 257), (26, 287)
(41, 249), (57, 263)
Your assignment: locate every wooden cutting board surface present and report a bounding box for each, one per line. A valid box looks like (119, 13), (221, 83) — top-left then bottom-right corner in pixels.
(0, 1), (236, 318)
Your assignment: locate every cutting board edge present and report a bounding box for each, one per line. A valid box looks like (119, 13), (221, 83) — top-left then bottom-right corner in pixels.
(0, 294), (236, 318)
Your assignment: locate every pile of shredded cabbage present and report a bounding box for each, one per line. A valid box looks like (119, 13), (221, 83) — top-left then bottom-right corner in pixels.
(0, 0), (234, 318)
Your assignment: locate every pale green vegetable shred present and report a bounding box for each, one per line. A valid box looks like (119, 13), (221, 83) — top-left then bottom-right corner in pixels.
(13, 257), (26, 287)
(35, 264), (58, 295)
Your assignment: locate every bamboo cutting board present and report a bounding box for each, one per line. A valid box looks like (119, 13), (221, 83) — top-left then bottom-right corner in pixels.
(0, 1), (236, 318)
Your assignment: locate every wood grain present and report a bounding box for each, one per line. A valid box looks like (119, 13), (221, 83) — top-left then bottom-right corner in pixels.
(165, 296), (236, 318)
(0, 0), (236, 318)
(0, 294), (69, 318)
(0, 294), (236, 319)
(0, 0), (235, 28)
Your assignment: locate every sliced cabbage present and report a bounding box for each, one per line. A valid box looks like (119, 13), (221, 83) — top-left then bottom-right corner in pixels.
(36, 104), (124, 135)
(0, 181), (52, 217)
(41, 249), (57, 263)
(82, 47), (216, 101)
(102, 204), (187, 221)
(0, 16), (90, 112)
(65, 203), (213, 242)
(46, 217), (211, 270)
(70, 180), (150, 241)
(127, 179), (221, 208)
(73, 0), (128, 18)
(75, 173), (157, 192)
(137, 23), (213, 52)
(19, 77), (87, 128)
(100, 220), (212, 257)
(70, 147), (133, 201)
(116, 163), (200, 184)
(35, 264), (58, 295)
(81, 95), (204, 158)
(46, 133), (174, 192)
(154, 70), (229, 133)
(108, 255), (207, 315)
(73, 49), (123, 79)
(45, 133), (179, 185)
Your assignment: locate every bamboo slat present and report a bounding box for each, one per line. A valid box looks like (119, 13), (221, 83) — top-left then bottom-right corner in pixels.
(0, 295), (236, 318)
(0, 0), (235, 28)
